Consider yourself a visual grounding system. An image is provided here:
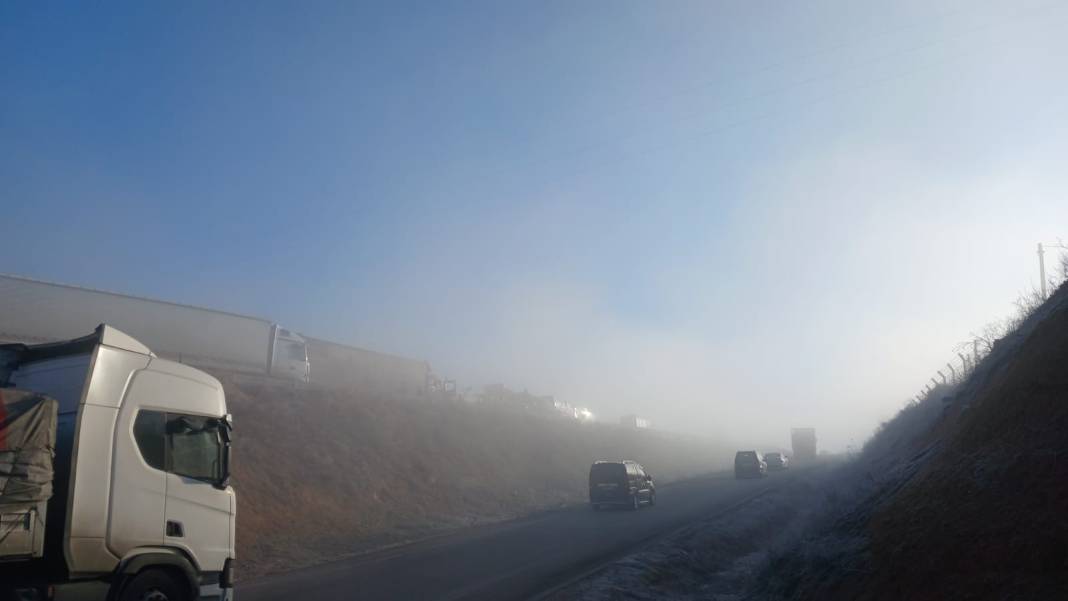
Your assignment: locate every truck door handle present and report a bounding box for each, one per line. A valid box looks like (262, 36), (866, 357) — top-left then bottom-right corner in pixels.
(166, 520), (184, 538)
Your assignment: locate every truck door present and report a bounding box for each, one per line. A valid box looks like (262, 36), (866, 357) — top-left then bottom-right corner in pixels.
(163, 413), (233, 570)
(110, 405), (167, 551)
(277, 340), (309, 381)
(270, 327), (310, 382)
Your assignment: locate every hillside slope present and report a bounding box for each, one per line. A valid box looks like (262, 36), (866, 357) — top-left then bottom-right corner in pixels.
(864, 293), (1068, 599)
(219, 378), (734, 578)
(756, 282), (1068, 600)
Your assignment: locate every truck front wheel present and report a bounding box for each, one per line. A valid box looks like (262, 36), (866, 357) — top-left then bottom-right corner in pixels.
(118, 569), (189, 601)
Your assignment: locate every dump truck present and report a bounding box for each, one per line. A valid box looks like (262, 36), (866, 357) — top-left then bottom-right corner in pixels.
(0, 273), (309, 382)
(1, 325), (235, 600)
(791, 427), (817, 461)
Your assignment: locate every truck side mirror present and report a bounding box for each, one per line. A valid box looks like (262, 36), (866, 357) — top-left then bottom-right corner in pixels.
(213, 452), (231, 490)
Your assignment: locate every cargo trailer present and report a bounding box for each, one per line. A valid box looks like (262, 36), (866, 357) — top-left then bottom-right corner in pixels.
(0, 273), (308, 382)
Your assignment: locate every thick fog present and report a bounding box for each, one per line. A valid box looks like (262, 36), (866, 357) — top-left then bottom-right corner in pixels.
(384, 163), (1068, 452)
(5, 1), (1068, 451)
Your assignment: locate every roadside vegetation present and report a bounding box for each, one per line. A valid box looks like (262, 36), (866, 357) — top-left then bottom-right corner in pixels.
(220, 379), (734, 578)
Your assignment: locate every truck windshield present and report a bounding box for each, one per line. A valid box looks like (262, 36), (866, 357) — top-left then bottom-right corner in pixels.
(167, 415), (228, 485)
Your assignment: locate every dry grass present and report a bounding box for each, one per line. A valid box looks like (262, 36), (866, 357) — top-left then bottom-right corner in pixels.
(218, 378), (734, 578)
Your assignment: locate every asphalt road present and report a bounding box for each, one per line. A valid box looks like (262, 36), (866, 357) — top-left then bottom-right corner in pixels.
(239, 471), (788, 601)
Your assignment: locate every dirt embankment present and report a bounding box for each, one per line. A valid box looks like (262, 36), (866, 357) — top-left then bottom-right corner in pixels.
(218, 378), (734, 579)
(863, 296), (1068, 599)
(754, 281), (1068, 600)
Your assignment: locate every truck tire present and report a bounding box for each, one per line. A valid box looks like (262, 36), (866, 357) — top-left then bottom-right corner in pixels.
(118, 569), (189, 601)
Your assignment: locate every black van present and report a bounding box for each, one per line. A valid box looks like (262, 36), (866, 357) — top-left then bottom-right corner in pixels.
(734, 451), (767, 478)
(589, 460), (655, 510)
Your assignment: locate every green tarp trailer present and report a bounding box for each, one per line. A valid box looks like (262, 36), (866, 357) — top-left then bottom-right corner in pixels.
(0, 389), (57, 560)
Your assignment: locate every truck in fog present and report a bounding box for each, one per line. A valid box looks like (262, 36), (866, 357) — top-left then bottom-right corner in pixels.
(619, 414), (652, 429)
(791, 427), (818, 461)
(304, 335), (430, 399)
(0, 273), (309, 382)
(0, 325), (235, 600)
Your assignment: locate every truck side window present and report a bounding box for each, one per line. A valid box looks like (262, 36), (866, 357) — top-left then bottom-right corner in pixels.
(166, 414), (223, 483)
(133, 410), (166, 471)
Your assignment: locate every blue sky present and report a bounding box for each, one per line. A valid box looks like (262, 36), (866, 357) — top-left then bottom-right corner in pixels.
(4, 1), (1068, 449)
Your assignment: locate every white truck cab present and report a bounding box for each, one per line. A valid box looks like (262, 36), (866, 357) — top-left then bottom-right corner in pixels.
(0, 325), (236, 601)
(269, 326), (309, 383)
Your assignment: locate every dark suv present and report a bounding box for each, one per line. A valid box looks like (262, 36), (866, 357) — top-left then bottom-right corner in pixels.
(589, 460), (655, 510)
(734, 451), (767, 479)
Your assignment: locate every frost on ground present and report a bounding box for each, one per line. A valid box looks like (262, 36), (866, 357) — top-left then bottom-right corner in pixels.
(220, 375), (735, 579)
(548, 471), (828, 601)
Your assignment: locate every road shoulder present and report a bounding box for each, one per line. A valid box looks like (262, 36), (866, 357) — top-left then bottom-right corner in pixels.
(542, 469), (826, 601)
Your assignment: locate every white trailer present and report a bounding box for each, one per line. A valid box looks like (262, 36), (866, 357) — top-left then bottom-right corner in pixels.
(0, 273), (309, 382)
(0, 325), (235, 600)
(304, 336), (429, 399)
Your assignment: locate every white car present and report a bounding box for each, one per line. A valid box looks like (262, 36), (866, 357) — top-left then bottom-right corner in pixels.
(765, 452), (789, 470)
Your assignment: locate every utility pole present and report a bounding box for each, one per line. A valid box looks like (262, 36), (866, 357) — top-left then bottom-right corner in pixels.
(1038, 242), (1047, 298)
(1038, 241), (1068, 297)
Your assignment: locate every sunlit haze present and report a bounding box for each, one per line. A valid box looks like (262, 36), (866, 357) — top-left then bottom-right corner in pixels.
(4, 0), (1068, 451)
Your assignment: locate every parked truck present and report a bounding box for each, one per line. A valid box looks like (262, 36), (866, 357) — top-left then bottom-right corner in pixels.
(0, 273), (309, 382)
(791, 427), (818, 461)
(304, 335), (429, 399)
(0, 325), (235, 600)
(619, 414), (652, 429)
